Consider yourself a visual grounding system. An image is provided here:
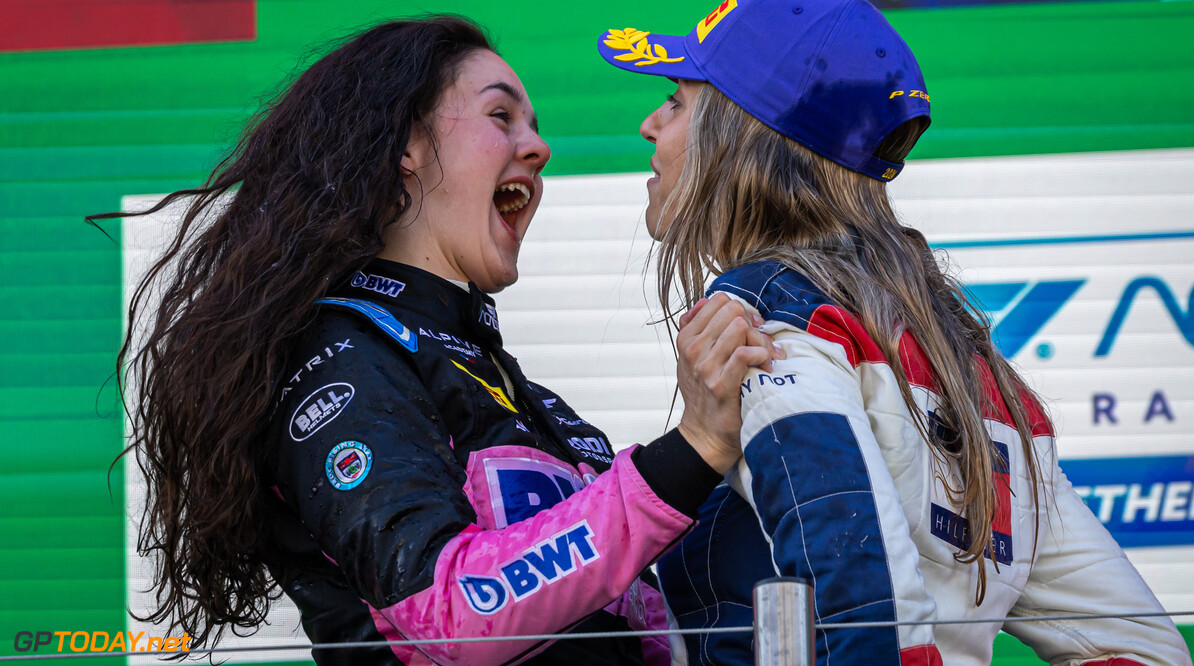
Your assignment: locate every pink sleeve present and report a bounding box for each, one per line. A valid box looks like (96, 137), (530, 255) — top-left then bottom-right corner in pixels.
(634, 580), (673, 666)
(372, 447), (692, 665)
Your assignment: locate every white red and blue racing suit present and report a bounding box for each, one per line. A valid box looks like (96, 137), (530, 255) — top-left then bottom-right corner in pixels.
(658, 260), (1190, 666)
(263, 259), (723, 665)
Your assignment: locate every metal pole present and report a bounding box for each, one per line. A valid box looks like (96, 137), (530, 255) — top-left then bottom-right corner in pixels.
(754, 577), (814, 666)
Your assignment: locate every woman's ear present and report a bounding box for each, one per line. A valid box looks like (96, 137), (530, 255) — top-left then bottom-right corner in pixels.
(399, 149), (418, 178)
(401, 124), (433, 176)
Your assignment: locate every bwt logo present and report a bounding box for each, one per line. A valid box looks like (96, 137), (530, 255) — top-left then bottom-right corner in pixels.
(967, 278), (1193, 359)
(458, 521), (600, 615)
(350, 271), (405, 298)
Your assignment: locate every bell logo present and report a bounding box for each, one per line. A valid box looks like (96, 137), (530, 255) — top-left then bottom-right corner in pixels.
(289, 383), (355, 441)
(697, 0), (737, 43)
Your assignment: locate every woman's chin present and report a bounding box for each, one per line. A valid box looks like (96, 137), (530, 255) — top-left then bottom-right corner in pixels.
(484, 275), (515, 293)
(476, 259), (520, 294)
(644, 209), (665, 241)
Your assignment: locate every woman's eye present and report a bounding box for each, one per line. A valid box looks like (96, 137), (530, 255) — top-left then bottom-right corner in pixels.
(666, 94), (681, 110)
(492, 111), (512, 123)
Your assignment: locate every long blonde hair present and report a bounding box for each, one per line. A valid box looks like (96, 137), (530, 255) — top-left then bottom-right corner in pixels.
(657, 84), (1045, 604)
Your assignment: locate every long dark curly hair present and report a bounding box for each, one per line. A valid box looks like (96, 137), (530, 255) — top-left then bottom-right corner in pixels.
(89, 15), (492, 648)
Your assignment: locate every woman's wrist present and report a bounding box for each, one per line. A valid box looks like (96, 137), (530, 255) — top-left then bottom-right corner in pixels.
(676, 423), (740, 476)
(631, 428), (725, 519)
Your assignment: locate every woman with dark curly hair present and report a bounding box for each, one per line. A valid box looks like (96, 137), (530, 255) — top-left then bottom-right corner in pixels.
(98, 16), (776, 665)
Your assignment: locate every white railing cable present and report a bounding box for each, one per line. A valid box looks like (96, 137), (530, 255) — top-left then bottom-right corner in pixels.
(2, 608), (1191, 661)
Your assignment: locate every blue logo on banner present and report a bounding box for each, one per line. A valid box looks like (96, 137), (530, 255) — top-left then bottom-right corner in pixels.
(967, 277), (1194, 360)
(1063, 456), (1194, 548)
(965, 280), (1084, 359)
(1094, 278), (1194, 356)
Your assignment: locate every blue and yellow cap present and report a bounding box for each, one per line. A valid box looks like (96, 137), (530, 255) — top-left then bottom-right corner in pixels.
(597, 0), (931, 181)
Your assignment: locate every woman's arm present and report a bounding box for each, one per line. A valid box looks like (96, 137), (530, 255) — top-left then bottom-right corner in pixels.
(272, 302), (764, 665)
(707, 286), (942, 665)
(676, 292), (779, 474)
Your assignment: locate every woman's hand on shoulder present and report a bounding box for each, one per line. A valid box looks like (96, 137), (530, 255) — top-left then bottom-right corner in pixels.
(675, 293), (784, 475)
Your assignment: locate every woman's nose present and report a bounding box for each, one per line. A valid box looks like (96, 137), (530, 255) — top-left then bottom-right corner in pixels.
(522, 130), (551, 170)
(640, 108), (660, 145)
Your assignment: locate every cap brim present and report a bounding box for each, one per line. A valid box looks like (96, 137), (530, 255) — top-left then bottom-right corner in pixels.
(597, 28), (704, 81)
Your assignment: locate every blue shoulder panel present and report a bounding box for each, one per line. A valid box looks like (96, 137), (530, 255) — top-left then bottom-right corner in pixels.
(707, 261), (835, 334)
(744, 411), (901, 662)
(316, 297), (418, 353)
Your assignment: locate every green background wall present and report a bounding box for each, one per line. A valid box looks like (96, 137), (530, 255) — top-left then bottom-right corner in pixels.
(2, 1), (1191, 662)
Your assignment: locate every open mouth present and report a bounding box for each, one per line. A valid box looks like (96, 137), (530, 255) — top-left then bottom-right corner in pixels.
(493, 182), (532, 229)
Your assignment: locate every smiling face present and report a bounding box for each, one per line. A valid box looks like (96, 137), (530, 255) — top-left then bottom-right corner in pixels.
(640, 79), (699, 240)
(382, 49), (550, 293)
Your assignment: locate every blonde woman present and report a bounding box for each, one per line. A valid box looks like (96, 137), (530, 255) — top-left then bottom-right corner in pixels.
(598, 0), (1190, 664)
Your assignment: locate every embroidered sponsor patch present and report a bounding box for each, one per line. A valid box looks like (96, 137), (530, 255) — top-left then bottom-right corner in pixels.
(282, 338), (354, 391)
(350, 271), (406, 298)
(481, 456), (586, 528)
(458, 520), (599, 615)
(325, 441), (373, 491)
(290, 382), (354, 441)
(478, 303), (500, 332)
(566, 436), (613, 465)
(419, 327), (482, 358)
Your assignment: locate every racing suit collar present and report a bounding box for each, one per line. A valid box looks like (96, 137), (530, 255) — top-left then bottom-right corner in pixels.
(339, 258), (503, 348)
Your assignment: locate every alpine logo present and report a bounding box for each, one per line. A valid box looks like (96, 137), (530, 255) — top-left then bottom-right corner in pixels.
(350, 271), (406, 298)
(290, 382), (354, 441)
(459, 521), (600, 615)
